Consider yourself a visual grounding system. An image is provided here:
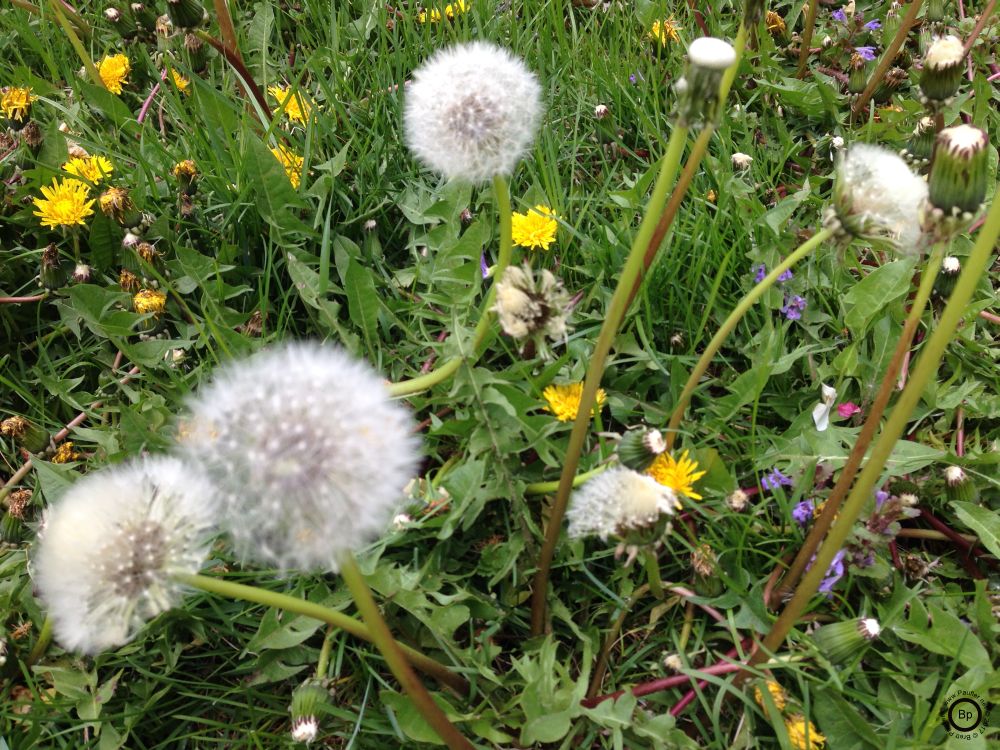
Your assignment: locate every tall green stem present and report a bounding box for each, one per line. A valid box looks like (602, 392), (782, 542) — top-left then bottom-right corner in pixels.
(529, 124), (689, 635)
(175, 572), (468, 695)
(26, 616), (53, 666)
(851, 0), (923, 117)
(795, 0), (820, 79)
(389, 175), (513, 397)
(338, 555), (473, 750)
(46, 0), (102, 88)
(750, 193), (1000, 671)
(772, 242), (946, 603)
(665, 226), (835, 451)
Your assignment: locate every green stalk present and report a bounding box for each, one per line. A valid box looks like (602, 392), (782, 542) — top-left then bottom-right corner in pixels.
(338, 555), (473, 750)
(46, 0), (102, 88)
(529, 124), (690, 635)
(643, 550), (665, 600)
(389, 175), (513, 397)
(665, 226), (836, 451)
(523, 464), (608, 496)
(795, 0), (820, 79)
(175, 572), (468, 695)
(851, 0), (923, 117)
(751, 192), (1000, 670)
(11, 0), (91, 37)
(315, 625), (335, 680)
(772, 242), (946, 602)
(26, 616), (53, 666)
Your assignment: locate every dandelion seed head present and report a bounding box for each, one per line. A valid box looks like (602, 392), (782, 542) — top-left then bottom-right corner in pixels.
(180, 343), (421, 572)
(567, 467), (678, 540)
(923, 35), (964, 70)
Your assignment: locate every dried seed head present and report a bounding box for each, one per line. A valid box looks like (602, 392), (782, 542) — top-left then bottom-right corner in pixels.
(566, 467), (679, 541)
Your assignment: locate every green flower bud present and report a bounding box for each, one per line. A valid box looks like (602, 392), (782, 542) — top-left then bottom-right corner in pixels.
(165, 0), (206, 30)
(184, 33), (210, 72)
(920, 35), (965, 103)
(676, 37), (737, 127)
(943, 465), (977, 503)
(927, 125), (989, 218)
(39, 244), (67, 290)
(812, 617), (881, 663)
(1, 416), (50, 454)
(128, 2), (157, 32)
(848, 54), (869, 95)
(903, 116), (936, 166)
(933, 255), (961, 296)
(873, 67), (907, 104)
(617, 428), (666, 472)
(290, 680), (329, 744)
(925, 0), (947, 23)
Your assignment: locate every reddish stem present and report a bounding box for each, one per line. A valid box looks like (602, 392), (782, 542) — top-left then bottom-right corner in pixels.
(0, 295), (46, 304)
(956, 407), (964, 457)
(137, 69), (167, 125)
(980, 310), (1000, 325)
(670, 679), (708, 717)
(420, 330), (449, 374)
(580, 661), (743, 708)
(889, 539), (902, 570)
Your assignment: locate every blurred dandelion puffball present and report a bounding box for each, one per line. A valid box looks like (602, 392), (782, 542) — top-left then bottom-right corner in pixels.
(181, 343), (421, 572)
(830, 143), (928, 252)
(404, 41), (542, 183)
(566, 467), (679, 541)
(33, 457), (217, 655)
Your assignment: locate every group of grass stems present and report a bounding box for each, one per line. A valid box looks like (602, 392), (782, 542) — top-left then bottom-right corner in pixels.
(4, 0), (998, 746)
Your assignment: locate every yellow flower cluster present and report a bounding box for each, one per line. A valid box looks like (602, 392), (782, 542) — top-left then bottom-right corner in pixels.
(33, 178), (96, 229)
(1, 86), (37, 122)
(271, 145), (304, 188)
(649, 18), (680, 45)
(418, 0), (469, 23)
(51, 441), (82, 464)
(511, 205), (559, 251)
(98, 54), (131, 95)
(133, 289), (167, 314)
(268, 84), (313, 125)
(542, 382), (606, 422)
(754, 680), (787, 712)
(63, 155), (114, 184)
(171, 69), (191, 94)
(785, 715), (825, 749)
(646, 450), (706, 501)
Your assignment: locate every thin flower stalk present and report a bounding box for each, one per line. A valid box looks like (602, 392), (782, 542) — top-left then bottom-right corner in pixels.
(665, 226), (836, 451)
(212, 0), (242, 61)
(751, 189), (1000, 674)
(523, 464), (608, 496)
(772, 242), (946, 603)
(194, 30), (273, 123)
(26, 616), (53, 665)
(852, 0), (924, 117)
(46, 0), (102, 88)
(10, 0), (91, 37)
(337, 555), (473, 749)
(795, 0), (820, 78)
(962, 0), (997, 56)
(175, 572), (469, 695)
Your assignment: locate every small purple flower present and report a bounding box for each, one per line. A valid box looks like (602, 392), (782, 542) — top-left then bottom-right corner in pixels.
(480, 252), (489, 278)
(629, 70), (645, 85)
(777, 268), (794, 283)
(781, 294), (807, 321)
(875, 489), (890, 509)
(855, 46), (877, 61)
(832, 8), (847, 23)
(754, 264), (767, 283)
(864, 20), (881, 31)
(818, 550), (847, 595)
(762, 468), (794, 491)
(793, 499), (815, 527)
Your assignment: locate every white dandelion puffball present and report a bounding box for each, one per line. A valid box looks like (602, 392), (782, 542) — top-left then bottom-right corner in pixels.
(180, 342), (421, 572)
(566, 467), (679, 541)
(33, 457), (217, 655)
(832, 143), (928, 252)
(404, 41), (542, 183)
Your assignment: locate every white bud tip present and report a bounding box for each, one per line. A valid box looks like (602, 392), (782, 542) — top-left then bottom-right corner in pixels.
(860, 618), (881, 639)
(941, 256), (960, 273)
(924, 36), (964, 69)
(944, 465), (966, 485)
(939, 124), (987, 155)
(688, 37), (737, 69)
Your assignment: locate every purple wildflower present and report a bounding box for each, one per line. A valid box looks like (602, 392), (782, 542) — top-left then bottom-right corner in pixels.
(855, 46), (877, 61)
(754, 264), (767, 283)
(781, 294), (807, 321)
(480, 252), (489, 278)
(832, 8), (847, 23)
(875, 489), (890, 509)
(762, 468), (794, 491)
(629, 70), (645, 85)
(792, 499), (815, 527)
(864, 20), (881, 31)
(777, 268), (794, 283)
(818, 550), (847, 595)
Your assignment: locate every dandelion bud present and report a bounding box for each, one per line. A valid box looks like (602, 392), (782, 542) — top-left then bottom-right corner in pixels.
(925, 0), (946, 23)
(39, 243), (67, 290)
(927, 125), (989, 219)
(71, 263), (91, 284)
(104, 7), (123, 23)
(404, 41), (542, 183)
(934, 255), (961, 296)
(566, 467), (679, 542)
(847, 53), (868, 95)
(179, 343), (421, 572)
(119, 268), (140, 292)
(129, 1), (157, 31)
(691, 543), (721, 596)
(493, 262), (572, 358)
(594, 103), (610, 120)
(183, 32), (209, 71)
(873, 66), (907, 104)
(902, 116), (936, 166)
(920, 36), (965, 103)
(811, 617), (881, 663)
(676, 37), (736, 127)
(727, 488), (750, 512)
(135, 241), (164, 271)
(825, 144), (927, 252)
(617, 428), (666, 472)
(882, 6), (901, 40)
(1, 415), (49, 454)
(943, 465), (976, 502)
(33, 457), (217, 654)
(289, 680), (329, 744)
(165, 0), (206, 29)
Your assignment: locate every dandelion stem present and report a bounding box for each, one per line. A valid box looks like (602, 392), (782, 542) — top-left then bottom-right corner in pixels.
(10, 0), (90, 37)
(772, 242), (946, 604)
(45, 0), (102, 89)
(664, 226), (836, 451)
(523, 464), (608, 496)
(644, 549), (665, 600)
(194, 30), (273, 122)
(962, 0), (997, 57)
(0, 294), (47, 304)
(529, 124), (690, 635)
(175, 572), (469, 696)
(337, 555), (473, 750)
(212, 0), (243, 64)
(748, 188), (1000, 677)
(315, 625), (336, 680)
(26, 616), (53, 666)
(795, 0), (820, 79)
(851, 0), (924, 117)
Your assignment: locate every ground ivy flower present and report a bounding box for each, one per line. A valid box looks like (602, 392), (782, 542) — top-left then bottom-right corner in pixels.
(832, 8), (847, 22)
(33, 178), (96, 229)
(32, 456), (217, 654)
(863, 19), (880, 30)
(63, 155), (114, 184)
(267, 84), (313, 125)
(818, 549), (847, 595)
(646, 450), (707, 501)
(649, 17), (681, 45)
(566, 466), (679, 540)
(1, 86), (37, 122)
(404, 41), (542, 183)
(511, 205), (558, 250)
(542, 382), (606, 422)
(271, 145), (304, 188)
(792, 499), (815, 527)
(785, 715), (826, 749)
(854, 46), (876, 61)
(98, 54), (131, 94)
(781, 294), (807, 320)
(178, 342), (421, 572)
(761, 467), (793, 491)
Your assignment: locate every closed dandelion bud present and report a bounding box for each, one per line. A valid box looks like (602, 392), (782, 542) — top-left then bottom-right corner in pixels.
(1, 511), (23, 543)
(927, 125), (989, 219)
(920, 35), (965, 103)
(1, 415), (49, 454)
(184, 33), (209, 71)
(72, 263), (91, 284)
(903, 116), (936, 166)
(926, 0), (946, 23)
(873, 66), (907, 104)
(943, 465), (976, 502)
(676, 37), (737, 127)
(617, 428), (667, 472)
(934, 255), (961, 296)
(166, 0), (206, 29)
(129, 2), (157, 32)
(290, 680), (329, 744)
(811, 617), (881, 663)
(21, 121), (44, 152)
(39, 244), (67, 290)
(566, 466), (679, 542)
(882, 6), (901, 41)
(847, 53), (868, 95)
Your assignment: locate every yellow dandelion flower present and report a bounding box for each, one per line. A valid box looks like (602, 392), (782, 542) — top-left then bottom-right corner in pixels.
(706, 189), (717, 204)
(418, 7), (441, 22)
(51, 441), (82, 464)
(32, 178), (96, 229)
(172, 159), (197, 179)
(63, 155), (114, 184)
(445, 0), (469, 18)
(267, 84), (313, 125)
(133, 288), (167, 314)
(270, 145), (304, 188)
(1, 86), (38, 122)
(785, 715), (825, 750)
(511, 204), (559, 250)
(646, 450), (707, 501)
(98, 54), (131, 95)
(753, 680), (787, 712)
(766, 10), (786, 35)
(542, 382), (607, 422)
(170, 69), (191, 94)
(649, 18), (681, 45)
(418, 0), (468, 23)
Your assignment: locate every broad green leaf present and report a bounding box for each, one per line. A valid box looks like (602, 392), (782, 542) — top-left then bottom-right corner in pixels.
(87, 212), (117, 269)
(951, 502), (1000, 560)
(841, 259), (916, 336)
(344, 258), (380, 347)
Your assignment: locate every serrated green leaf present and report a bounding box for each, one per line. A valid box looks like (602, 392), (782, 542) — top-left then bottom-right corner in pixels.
(841, 259), (916, 336)
(951, 502), (1000, 560)
(344, 258), (379, 348)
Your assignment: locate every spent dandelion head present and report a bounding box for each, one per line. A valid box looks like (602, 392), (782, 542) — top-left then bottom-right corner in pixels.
(1, 86), (38, 124)
(646, 450), (707, 501)
(675, 37), (737, 127)
(178, 342), (421, 572)
(542, 382), (606, 422)
(649, 18), (681, 46)
(511, 205), (559, 250)
(33, 178), (96, 229)
(566, 466), (679, 541)
(98, 54), (131, 94)
(32, 457), (217, 654)
(404, 41), (542, 183)
(63, 155), (114, 184)
(493, 262), (572, 357)
(267, 84), (314, 125)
